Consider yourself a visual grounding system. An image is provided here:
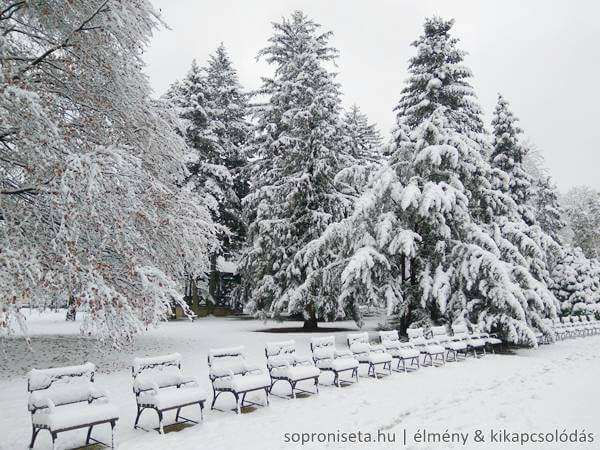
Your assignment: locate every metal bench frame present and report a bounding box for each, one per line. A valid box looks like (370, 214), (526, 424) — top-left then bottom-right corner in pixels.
(265, 341), (319, 399)
(347, 333), (392, 379)
(132, 356), (204, 434)
(27, 364), (117, 449)
(379, 331), (421, 373)
(208, 348), (270, 414)
(310, 338), (359, 387)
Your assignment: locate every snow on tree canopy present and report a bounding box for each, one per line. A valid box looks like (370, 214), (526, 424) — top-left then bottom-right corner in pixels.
(0, 1), (218, 345)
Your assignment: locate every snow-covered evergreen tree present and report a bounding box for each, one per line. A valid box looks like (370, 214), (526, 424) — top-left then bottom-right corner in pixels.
(563, 187), (600, 259)
(238, 11), (356, 329)
(0, 1), (218, 344)
(169, 45), (250, 255)
(342, 104), (382, 163)
(550, 247), (600, 315)
(490, 94), (535, 224)
(533, 176), (566, 243)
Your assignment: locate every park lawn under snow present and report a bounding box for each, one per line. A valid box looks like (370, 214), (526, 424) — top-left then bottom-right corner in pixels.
(0, 311), (599, 450)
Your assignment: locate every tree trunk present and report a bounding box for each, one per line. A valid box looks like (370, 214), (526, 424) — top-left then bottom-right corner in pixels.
(303, 308), (319, 330)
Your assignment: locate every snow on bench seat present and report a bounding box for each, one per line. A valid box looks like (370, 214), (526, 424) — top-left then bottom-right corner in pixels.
(32, 401), (119, 432)
(137, 386), (207, 410)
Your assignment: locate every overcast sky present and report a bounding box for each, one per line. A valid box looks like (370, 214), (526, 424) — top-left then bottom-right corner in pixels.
(144, 0), (600, 193)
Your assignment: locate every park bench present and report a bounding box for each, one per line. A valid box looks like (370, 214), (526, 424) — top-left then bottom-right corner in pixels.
(378, 330), (421, 372)
(472, 326), (503, 352)
(429, 325), (468, 362)
(310, 336), (359, 387)
(407, 327), (445, 366)
(265, 340), (320, 398)
(584, 315), (600, 334)
(208, 346), (271, 414)
(451, 323), (487, 356)
(132, 353), (206, 434)
(346, 332), (393, 378)
(27, 362), (118, 449)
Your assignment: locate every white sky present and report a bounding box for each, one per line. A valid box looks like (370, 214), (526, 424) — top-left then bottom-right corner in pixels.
(144, 0), (600, 192)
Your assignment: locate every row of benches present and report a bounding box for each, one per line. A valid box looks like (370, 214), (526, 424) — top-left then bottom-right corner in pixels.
(538, 315), (600, 343)
(26, 322), (503, 449)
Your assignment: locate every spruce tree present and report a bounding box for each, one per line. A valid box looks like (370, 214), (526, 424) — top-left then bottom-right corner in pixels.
(238, 11), (355, 329)
(343, 104), (383, 163)
(171, 46), (250, 255)
(490, 94), (535, 224)
(533, 176), (566, 244)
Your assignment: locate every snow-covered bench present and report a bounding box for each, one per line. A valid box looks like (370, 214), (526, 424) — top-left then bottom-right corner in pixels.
(472, 326), (503, 352)
(407, 327), (445, 366)
(550, 318), (569, 340)
(573, 316), (594, 336)
(585, 315), (600, 334)
(560, 316), (579, 337)
(265, 340), (320, 398)
(451, 323), (486, 356)
(346, 332), (393, 378)
(430, 325), (467, 362)
(27, 362), (118, 449)
(310, 336), (359, 387)
(208, 346), (270, 414)
(132, 353), (206, 434)
(378, 330), (421, 372)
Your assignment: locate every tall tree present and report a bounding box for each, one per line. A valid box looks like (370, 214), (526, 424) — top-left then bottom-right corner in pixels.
(0, 1), (217, 343)
(238, 11), (355, 329)
(170, 47), (250, 255)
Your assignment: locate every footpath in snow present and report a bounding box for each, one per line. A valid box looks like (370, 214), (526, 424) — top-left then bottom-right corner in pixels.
(1, 311), (599, 450)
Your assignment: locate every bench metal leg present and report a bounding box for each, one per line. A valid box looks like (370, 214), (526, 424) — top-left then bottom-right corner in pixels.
(51, 432), (57, 450)
(199, 402), (204, 420)
(110, 420), (117, 449)
(175, 407), (181, 422)
(157, 410), (164, 434)
(86, 425), (93, 445)
(265, 387), (270, 405)
(29, 425), (41, 449)
(134, 404), (143, 428)
(314, 377), (319, 393)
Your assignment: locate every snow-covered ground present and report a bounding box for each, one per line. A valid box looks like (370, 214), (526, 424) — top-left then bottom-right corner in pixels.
(1, 310), (599, 450)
